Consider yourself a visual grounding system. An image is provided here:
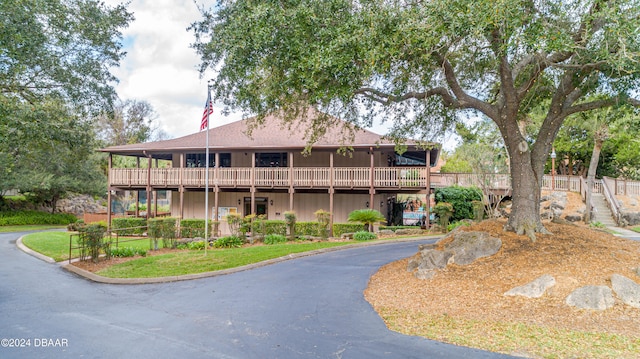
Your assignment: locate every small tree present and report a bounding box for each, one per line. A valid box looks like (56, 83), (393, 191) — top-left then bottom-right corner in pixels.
(284, 211), (297, 240)
(347, 209), (386, 232)
(432, 203), (454, 233)
(314, 209), (331, 239)
(226, 213), (243, 237)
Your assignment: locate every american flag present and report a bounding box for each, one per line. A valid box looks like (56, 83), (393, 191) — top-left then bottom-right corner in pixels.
(200, 91), (213, 131)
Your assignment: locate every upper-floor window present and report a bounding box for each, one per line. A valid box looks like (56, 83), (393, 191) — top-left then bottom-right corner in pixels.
(256, 152), (287, 167)
(186, 153), (231, 167)
(394, 151), (426, 166)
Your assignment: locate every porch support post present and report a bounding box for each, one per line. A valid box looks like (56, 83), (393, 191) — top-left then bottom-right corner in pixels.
(214, 152), (220, 235)
(107, 153), (112, 232)
(179, 153), (184, 222)
(135, 157), (140, 217)
(369, 147), (375, 209)
(146, 155), (152, 220)
(289, 152), (294, 211)
(329, 152), (334, 236)
(251, 153), (256, 214)
(426, 149), (431, 220)
(153, 159), (158, 216)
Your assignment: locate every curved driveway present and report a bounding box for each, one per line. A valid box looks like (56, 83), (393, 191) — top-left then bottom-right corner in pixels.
(1, 231), (515, 359)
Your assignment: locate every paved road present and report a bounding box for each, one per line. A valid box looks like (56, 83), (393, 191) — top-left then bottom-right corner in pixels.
(1, 231), (515, 359)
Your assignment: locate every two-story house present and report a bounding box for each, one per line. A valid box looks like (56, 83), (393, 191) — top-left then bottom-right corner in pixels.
(101, 110), (440, 235)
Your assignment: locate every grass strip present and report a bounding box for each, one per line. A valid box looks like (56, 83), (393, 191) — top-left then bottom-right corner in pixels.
(380, 309), (640, 359)
(21, 231), (150, 262)
(97, 242), (353, 278)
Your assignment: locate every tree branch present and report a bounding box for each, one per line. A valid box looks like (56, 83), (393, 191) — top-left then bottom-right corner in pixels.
(354, 87), (458, 107)
(433, 53), (498, 119)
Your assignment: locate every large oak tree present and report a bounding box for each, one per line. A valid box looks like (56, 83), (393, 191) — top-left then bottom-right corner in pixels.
(0, 0), (132, 202)
(191, 0), (640, 239)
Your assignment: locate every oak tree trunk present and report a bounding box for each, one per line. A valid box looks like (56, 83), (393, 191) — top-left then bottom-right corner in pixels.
(504, 143), (548, 241)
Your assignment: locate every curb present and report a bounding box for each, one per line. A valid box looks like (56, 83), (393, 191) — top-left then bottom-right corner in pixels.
(18, 233), (440, 285)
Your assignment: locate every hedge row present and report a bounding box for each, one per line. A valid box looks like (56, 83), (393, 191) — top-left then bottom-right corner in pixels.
(0, 210), (77, 226)
(111, 218), (147, 235)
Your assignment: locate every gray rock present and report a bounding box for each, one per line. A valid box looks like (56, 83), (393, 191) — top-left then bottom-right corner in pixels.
(565, 286), (615, 310)
(407, 249), (454, 273)
(611, 274), (640, 308)
(377, 230), (394, 236)
(620, 211), (640, 226)
(564, 214), (583, 222)
(443, 231), (502, 265)
(395, 228), (424, 235)
(505, 275), (556, 298)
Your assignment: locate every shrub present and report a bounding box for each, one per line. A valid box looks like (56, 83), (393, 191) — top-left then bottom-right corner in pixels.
(179, 219), (212, 238)
(185, 241), (206, 250)
(433, 202), (454, 232)
(67, 219), (85, 232)
(213, 235), (243, 248)
(111, 217), (147, 236)
(264, 220), (287, 236)
(434, 185), (482, 222)
(353, 231), (377, 241)
(314, 209), (331, 238)
(0, 210), (77, 226)
(347, 209), (386, 232)
(78, 223), (107, 263)
(333, 223), (366, 237)
(295, 221), (322, 237)
(161, 217), (177, 248)
(107, 246), (147, 258)
(264, 234), (287, 245)
(379, 225), (416, 232)
(448, 221), (471, 232)
(225, 213), (243, 237)
(284, 211), (296, 240)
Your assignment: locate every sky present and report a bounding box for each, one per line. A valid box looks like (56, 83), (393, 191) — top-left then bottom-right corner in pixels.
(105, 0), (233, 139)
(105, 0), (456, 148)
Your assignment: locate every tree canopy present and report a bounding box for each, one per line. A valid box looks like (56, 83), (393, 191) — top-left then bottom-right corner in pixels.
(191, 0), (640, 239)
(0, 0), (132, 206)
(0, 0), (132, 111)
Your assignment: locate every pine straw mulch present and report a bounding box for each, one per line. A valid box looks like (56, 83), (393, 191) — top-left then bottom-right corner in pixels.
(364, 219), (640, 342)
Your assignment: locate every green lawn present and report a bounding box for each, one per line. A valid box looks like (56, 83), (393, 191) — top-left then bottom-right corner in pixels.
(21, 231), (151, 262)
(631, 226), (640, 233)
(97, 241), (355, 278)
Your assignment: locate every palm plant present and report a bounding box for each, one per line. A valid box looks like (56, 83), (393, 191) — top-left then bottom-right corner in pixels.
(347, 209), (386, 232)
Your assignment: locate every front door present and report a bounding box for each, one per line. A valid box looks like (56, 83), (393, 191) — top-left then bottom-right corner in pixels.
(243, 197), (268, 218)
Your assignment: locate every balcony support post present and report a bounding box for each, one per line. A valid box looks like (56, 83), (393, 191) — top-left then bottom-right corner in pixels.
(107, 153), (112, 232)
(289, 152), (295, 211)
(369, 147), (374, 209)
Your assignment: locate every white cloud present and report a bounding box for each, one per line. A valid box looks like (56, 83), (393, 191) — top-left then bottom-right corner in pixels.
(106, 0), (240, 139)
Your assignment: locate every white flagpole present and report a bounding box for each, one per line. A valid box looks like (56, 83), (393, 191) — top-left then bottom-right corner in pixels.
(204, 84), (211, 255)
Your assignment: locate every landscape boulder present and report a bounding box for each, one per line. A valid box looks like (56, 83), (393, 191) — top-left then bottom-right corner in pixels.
(442, 231), (502, 265)
(565, 286), (615, 310)
(504, 275), (556, 298)
(407, 249), (454, 279)
(408, 231), (501, 279)
(611, 274), (640, 308)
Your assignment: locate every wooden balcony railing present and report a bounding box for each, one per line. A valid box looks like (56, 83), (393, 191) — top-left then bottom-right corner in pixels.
(109, 168), (634, 197)
(110, 167), (434, 189)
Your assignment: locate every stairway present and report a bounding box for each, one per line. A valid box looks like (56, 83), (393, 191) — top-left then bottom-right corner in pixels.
(590, 193), (617, 227)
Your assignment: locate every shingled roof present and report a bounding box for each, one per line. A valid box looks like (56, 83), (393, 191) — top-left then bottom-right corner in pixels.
(101, 110), (404, 159)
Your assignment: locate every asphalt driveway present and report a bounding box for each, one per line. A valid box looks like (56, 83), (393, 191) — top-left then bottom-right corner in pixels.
(1, 231), (515, 359)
